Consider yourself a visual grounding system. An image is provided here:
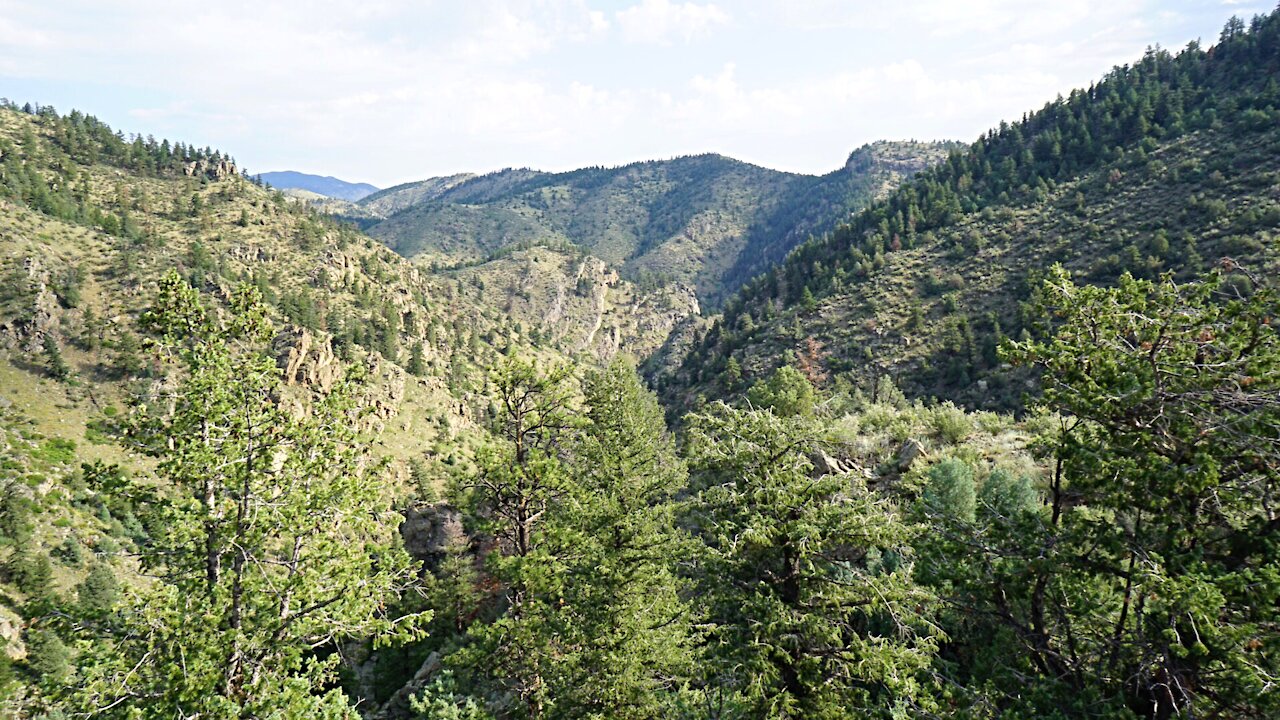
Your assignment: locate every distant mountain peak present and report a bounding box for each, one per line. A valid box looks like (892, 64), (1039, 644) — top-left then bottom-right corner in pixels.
(258, 171), (379, 202)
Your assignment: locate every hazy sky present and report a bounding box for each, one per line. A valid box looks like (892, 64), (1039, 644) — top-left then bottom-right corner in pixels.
(1, 1), (1270, 187)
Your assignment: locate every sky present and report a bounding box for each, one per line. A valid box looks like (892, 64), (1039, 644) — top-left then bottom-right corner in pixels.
(0, 0), (1272, 187)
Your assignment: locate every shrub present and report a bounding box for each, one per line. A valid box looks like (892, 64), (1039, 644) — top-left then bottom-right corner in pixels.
(922, 457), (977, 523)
(747, 366), (817, 418)
(931, 402), (973, 444)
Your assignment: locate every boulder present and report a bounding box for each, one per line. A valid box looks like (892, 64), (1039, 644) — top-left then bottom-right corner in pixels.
(811, 449), (856, 477)
(895, 438), (926, 471)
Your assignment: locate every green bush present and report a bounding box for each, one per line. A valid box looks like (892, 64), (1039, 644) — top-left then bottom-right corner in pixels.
(34, 437), (76, 464)
(931, 402), (973, 444)
(747, 366), (817, 418)
(24, 628), (72, 686)
(922, 457), (977, 523)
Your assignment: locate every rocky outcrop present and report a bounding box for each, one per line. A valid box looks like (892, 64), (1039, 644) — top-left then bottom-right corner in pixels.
(895, 438), (927, 471)
(811, 449), (857, 477)
(0, 607), (24, 660)
(0, 256), (62, 352)
(399, 503), (466, 570)
(273, 326), (342, 393)
(183, 158), (237, 180)
(363, 353), (406, 422)
(369, 651), (443, 720)
(269, 328), (408, 430)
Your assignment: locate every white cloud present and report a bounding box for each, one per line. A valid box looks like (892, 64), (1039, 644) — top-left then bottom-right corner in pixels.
(614, 0), (730, 44)
(0, 0), (1256, 184)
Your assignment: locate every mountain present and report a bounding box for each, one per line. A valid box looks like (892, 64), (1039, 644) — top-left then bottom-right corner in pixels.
(349, 143), (955, 307)
(258, 170), (379, 201)
(648, 13), (1280, 413)
(3, 10), (1280, 719)
(0, 98), (700, 604)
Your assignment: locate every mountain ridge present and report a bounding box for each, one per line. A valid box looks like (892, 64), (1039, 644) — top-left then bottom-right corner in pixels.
(345, 142), (956, 307)
(259, 170), (379, 201)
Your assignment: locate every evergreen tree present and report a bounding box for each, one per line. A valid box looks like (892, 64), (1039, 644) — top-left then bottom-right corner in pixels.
(687, 403), (939, 718)
(408, 341), (428, 377)
(552, 358), (695, 717)
(25, 628), (72, 688)
(721, 356), (743, 391)
(746, 365), (817, 418)
(998, 266), (1280, 718)
(42, 334), (70, 381)
(448, 358), (577, 717)
(75, 562), (120, 616)
(62, 271), (428, 718)
(919, 265), (1280, 718)
(10, 547), (55, 610)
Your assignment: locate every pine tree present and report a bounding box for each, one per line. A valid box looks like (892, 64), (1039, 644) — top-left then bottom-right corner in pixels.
(448, 358), (577, 717)
(42, 334), (71, 381)
(62, 271), (428, 717)
(76, 562), (120, 616)
(721, 356), (743, 390)
(746, 365), (817, 418)
(444, 359), (696, 718)
(25, 629), (72, 688)
(10, 547), (55, 608)
(926, 265), (1280, 717)
(551, 358), (695, 716)
(1006, 266), (1280, 717)
(408, 341), (428, 376)
(687, 403), (939, 717)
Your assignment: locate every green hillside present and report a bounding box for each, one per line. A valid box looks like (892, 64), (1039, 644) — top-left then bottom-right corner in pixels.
(355, 143), (953, 307)
(0, 101), (704, 682)
(652, 14), (1280, 412)
(2, 9), (1279, 720)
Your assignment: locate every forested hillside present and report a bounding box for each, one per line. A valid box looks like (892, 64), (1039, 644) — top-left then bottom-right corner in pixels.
(0, 101), (703, 711)
(0, 8), (1278, 720)
(350, 142), (952, 307)
(651, 12), (1280, 411)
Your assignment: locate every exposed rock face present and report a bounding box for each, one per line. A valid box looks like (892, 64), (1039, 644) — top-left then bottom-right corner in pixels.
(369, 651), (443, 720)
(363, 352), (406, 422)
(0, 607), (24, 660)
(0, 257), (62, 352)
(269, 328), (408, 430)
(366, 504), (472, 718)
(398, 503), (466, 570)
(183, 158), (238, 180)
(273, 326), (341, 393)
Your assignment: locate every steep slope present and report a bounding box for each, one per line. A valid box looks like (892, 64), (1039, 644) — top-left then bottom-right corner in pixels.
(356, 145), (953, 307)
(720, 140), (961, 296)
(0, 104), (697, 474)
(259, 170), (379, 201)
(650, 12), (1280, 412)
